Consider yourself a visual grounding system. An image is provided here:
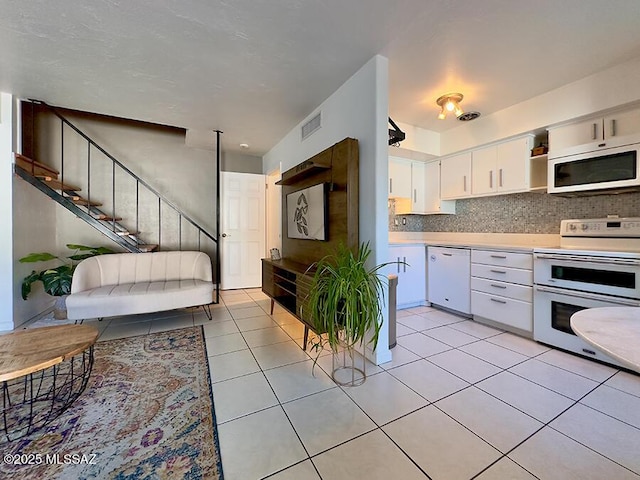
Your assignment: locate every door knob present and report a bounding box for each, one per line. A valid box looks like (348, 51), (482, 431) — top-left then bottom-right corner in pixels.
(222, 233), (229, 237)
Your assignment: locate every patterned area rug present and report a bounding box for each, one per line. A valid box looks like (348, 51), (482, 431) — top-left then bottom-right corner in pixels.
(0, 327), (224, 479)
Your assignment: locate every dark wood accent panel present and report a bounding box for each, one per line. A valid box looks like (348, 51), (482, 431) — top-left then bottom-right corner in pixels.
(261, 260), (275, 297)
(263, 138), (359, 350)
(276, 162), (330, 186)
(281, 137), (359, 266)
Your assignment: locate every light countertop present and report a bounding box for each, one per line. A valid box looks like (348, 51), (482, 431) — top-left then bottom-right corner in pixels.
(389, 232), (559, 252)
(570, 307), (640, 374)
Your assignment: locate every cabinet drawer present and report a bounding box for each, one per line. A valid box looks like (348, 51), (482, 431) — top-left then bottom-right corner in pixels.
(471, 263), (532, 286)
(471, 291), (532, 332)
(471, 277), (532, 302)
(471, 249), (532, 269)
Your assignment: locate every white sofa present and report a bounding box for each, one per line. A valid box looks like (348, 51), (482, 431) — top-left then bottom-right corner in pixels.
(67, 251), (214, 320)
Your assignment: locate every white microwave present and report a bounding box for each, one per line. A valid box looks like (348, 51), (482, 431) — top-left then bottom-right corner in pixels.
(548, 143), (640, 195)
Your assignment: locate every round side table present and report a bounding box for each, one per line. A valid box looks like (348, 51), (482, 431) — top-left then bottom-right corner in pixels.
(0, 324), (99, 441)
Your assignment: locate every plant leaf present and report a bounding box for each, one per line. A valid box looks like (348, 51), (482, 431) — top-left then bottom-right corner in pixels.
(68, 253), (100, 261)
(19, 252), (58, 263)
(67, 244), (114, 261)
(21, 270), (42, 300)
(65, 244), (97, 251)
(305, 241), (386, 359)
(40, 265), (73, 296)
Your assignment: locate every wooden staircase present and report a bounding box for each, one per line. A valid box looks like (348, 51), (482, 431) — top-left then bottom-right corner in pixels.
(15, 153), (158, 253)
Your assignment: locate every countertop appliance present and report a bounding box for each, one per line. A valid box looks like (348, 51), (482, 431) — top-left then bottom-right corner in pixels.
(428, 246), (471, 315)
(548, 143), (640, 195)
(533, 217), (640, 368)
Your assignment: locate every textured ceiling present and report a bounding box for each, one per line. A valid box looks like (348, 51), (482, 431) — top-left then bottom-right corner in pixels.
(2, 0), (640, 155)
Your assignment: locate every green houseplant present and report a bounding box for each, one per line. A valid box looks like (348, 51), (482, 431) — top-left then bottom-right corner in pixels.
(20, 244), (114, 318)
(305, 242), (391, 385)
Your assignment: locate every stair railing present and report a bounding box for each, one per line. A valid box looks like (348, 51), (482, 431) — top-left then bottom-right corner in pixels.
(34, 100), (218, 253)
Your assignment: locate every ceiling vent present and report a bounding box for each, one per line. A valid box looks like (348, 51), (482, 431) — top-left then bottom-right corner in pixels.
(458, 111), (481, 122)
(301, 112), (321, 140)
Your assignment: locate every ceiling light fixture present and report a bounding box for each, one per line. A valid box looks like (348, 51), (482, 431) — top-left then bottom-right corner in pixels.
(436, 93), (464, 120)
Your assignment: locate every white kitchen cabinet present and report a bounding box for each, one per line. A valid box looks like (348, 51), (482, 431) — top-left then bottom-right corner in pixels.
(441, 152), (472, 200)
(471, 145), (497, 195)
(389, 244), (426, 308)
(411, 161), (427, 213)
(603, 108), (640, 140)
(424, 160), (456, 214)
(471, 136), (539, 195)
(388, 156), (412, 198)
(470, 249), (533, 333)
(396, 160), (456, 215)
(497, 137), (536, 193)
(427, 246), (470, 314)
(548, 118), (602, 154)
(471, 292), (532, 332)
(549, 106), (640, 157)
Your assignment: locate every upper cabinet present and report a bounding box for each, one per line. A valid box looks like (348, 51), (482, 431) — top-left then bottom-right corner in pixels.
(472, 136), (542, 196)
(392, 157), (455, 215)
(471, 145), (498, 196)
(424, 160), (456, 214)
(549, 106), (640, 158)
(603, 107), (640, 140)
(442, 135), (545, 200)
(388, 156), (412, 198)
(441, 152), (472, 200)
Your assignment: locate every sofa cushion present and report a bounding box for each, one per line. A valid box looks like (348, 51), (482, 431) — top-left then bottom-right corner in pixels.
(67, 279), (213, 320)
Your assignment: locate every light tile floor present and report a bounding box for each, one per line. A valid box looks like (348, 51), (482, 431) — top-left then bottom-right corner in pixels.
(37, 289), (640, 480)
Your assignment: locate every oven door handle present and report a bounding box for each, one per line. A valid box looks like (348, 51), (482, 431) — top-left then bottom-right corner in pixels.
(534, 254), (640, 266)
(535, 285), (640, 306)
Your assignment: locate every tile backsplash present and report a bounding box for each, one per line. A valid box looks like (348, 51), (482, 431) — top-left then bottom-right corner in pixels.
(389, 191), (640, 234)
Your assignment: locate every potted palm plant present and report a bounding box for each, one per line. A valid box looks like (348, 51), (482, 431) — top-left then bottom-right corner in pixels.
(20, 244), (114, 319)
(305, 242), (391, 386)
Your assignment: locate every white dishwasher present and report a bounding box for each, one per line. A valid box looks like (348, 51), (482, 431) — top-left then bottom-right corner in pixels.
(427, 246), (471, 314)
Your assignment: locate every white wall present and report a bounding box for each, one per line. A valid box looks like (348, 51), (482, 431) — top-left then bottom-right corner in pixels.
(222, 151), (263, 174)
(0, 93), (14, 331)
(12, 176), (58, 326)
(394, 121), (440, 157)
(441, 55), (640, 155)
(263, 55), (392, 365)
(4, 98), (59, 330)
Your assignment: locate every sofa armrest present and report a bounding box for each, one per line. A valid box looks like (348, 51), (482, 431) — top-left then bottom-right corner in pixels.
(70, 257), (104, 294)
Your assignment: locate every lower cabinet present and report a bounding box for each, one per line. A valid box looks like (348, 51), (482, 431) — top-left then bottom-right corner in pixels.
(470, 249), (533, 332)
(389, 244), (426, 308)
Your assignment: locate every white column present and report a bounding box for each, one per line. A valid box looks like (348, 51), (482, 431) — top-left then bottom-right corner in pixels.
(0, 93), (15, 331)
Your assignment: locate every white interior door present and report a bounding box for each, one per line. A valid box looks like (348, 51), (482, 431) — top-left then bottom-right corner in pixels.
(221, 172), (266, 290)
